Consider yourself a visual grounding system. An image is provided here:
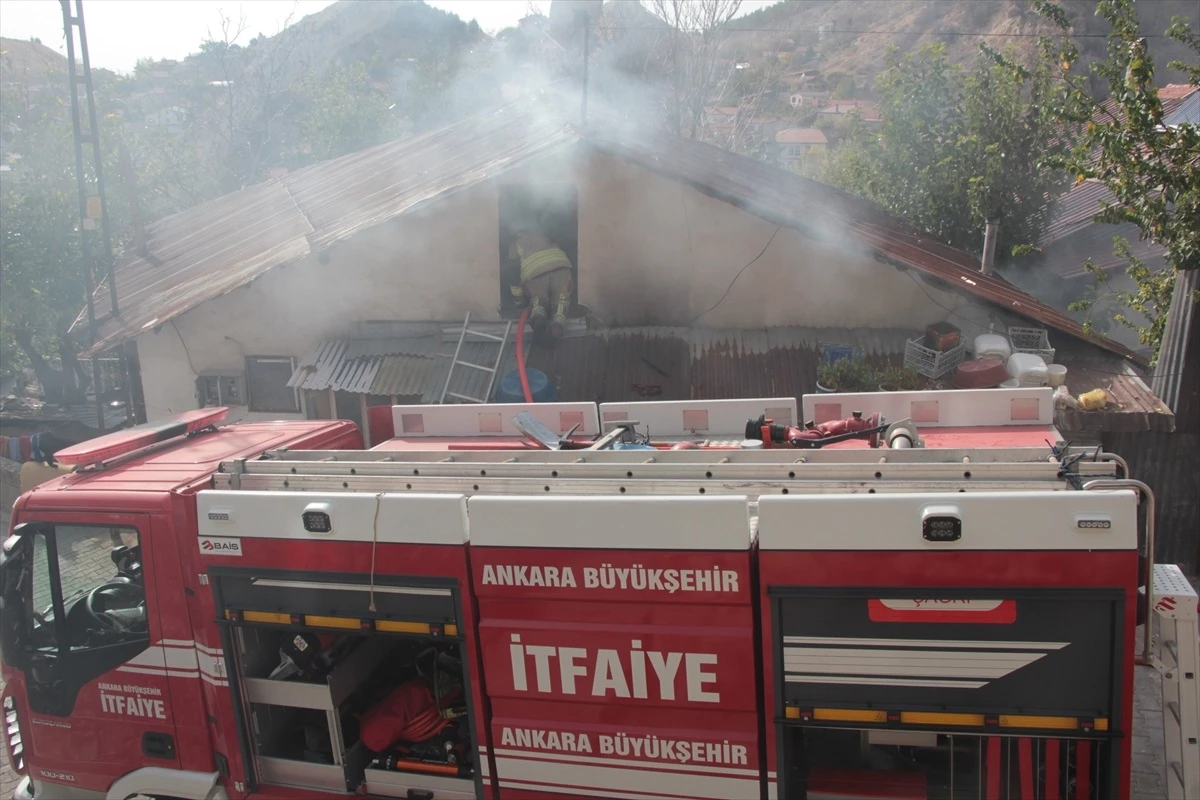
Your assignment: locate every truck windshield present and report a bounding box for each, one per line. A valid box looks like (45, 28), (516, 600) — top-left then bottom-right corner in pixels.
(28, 524), (146, 650)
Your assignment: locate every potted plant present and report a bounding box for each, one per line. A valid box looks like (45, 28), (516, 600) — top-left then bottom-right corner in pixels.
(877, 364), (922, 392)
(816, 356), (878, 393)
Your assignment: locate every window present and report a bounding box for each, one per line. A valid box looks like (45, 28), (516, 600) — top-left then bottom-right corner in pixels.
(6, 523), (150, 715)
(27, 525), (146, 652)
(197, 373), (245, 407)
(246, 356), (300, 413)
(498, 184), (579, 317)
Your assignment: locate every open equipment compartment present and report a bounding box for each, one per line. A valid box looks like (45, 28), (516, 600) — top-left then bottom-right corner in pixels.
(236, 627), (392, 790)
(215, 569), (479, 798)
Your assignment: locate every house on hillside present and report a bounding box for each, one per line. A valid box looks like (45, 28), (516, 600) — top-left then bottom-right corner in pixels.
(818, 99), (882, 129)
(774, 128), (826, 168)
(998, 84), (1199, 359)
(788, 91), (830, 109)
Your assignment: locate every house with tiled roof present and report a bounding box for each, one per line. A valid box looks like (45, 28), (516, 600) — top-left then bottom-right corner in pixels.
(999, 84), (1198, 358)
(774, 127), (827, 168)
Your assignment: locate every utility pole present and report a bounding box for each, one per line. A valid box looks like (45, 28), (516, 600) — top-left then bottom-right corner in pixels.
(61, 0), (129, 431)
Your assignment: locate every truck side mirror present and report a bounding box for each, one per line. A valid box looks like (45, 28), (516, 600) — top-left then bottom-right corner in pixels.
(0, 594), (31, 669)
(0, 523), (39, 670)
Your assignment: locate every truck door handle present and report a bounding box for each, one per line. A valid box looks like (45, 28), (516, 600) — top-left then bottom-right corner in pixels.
(406, 791), (434, 800)
(142, 731), (176, 760)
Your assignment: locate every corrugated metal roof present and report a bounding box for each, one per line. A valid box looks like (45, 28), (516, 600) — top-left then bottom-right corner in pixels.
(374, 354), (442, 398)
(427, 342), (520, 403)
(584, 115), (1141, 363)
(288, 336), (520, 403)
(344, 337), (439, 359)
(530, 326), (909, 405)
(1042, 180), (1116, 246)
(530, 326), (1168, 427)
(77, 105), (581, 354)
(81, 98), (1140, 363)
(288, 324), (1169, 427)
(1151, 269), (1199, 428)
(290, 340), (350, 391)
(1056, 361), (1174, 434)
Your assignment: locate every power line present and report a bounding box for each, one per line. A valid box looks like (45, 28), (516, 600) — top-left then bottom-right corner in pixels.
(690, 226), (783, 324)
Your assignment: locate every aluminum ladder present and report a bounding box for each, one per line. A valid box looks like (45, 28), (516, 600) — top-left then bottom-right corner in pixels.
(1150, 564), (1200, 800)
(438, 312), (513, 404)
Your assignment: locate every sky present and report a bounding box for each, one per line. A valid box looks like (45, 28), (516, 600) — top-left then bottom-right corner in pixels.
(0, 1), (779, 75)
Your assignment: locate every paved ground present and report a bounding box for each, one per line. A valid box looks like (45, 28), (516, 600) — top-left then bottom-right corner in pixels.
(1133, 664), (1168, 800)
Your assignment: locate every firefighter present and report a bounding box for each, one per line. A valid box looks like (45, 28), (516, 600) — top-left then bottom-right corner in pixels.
(508, 219), (573, 339)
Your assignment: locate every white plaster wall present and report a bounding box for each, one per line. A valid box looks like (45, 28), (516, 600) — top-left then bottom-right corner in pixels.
(577, 152), (961, 328)
(136, 151), (968, 421)
(137, 180), (502, 421)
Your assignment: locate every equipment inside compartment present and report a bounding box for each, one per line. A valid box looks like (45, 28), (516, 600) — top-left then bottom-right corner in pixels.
(355, 641), (472, 778)
(238, 626), (474, 787)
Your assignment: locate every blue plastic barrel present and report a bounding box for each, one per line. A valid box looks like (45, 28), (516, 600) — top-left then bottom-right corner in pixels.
(496, 369), (557, 403)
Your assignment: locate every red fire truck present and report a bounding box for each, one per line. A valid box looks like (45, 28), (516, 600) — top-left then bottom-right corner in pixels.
(3, 391), (1196, 800)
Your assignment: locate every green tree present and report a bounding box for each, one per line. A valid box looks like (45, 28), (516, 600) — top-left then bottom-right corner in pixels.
(0, 69), (130, 400)
(1027, 0), (1199, 359)
(815, 43), (1063, 257)
(297, 62), (405, 162)
(1067, 237), (1175, 350)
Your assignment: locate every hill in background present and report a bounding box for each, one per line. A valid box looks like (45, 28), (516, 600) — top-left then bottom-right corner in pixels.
(728, 0), (1199, 90)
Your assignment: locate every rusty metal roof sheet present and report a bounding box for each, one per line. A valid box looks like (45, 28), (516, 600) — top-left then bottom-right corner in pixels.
(78, 106), (581, 354)
(585, 115), (1141, 363)
(1055, 360), (1175, 434)
(82, 101), (1140, 364)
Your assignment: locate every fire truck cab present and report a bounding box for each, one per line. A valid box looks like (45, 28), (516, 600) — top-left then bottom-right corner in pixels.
(2, 391), (1196, 800)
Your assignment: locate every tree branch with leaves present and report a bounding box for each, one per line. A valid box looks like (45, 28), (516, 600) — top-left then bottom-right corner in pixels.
(1027, 0), (1199, 360)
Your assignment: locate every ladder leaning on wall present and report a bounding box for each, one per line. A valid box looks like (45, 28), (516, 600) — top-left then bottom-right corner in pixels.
(438, 312), (513, 404)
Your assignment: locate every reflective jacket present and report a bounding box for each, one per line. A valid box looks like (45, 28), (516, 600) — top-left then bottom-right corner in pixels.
(510, 232), (572, 284)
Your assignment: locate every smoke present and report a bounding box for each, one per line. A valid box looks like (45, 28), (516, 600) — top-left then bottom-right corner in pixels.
(154, 0), (995, 382)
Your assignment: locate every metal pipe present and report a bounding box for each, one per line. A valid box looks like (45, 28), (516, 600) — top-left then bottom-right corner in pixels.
(1093, 451), (1129, 480)
(981, 219), (999, 275)
(1082, 478), (1155, 662)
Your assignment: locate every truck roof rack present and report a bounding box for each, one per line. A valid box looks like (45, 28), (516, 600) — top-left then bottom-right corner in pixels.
(213, 391), (1124, 496)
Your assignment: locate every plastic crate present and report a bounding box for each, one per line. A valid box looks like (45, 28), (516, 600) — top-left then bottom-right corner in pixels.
(905, 338), (967, 379)
(1008, 327), (1056, 362)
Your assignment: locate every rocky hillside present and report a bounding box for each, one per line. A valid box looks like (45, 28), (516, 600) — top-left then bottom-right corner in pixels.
(0, 36), (66, 82)
(728, 0), (1200, 89)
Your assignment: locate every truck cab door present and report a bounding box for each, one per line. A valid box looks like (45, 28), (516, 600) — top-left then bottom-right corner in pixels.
(1, 512), (180, 792)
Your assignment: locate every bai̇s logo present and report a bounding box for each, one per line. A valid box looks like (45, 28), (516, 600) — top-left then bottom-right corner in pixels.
(199, 536), (242, 556)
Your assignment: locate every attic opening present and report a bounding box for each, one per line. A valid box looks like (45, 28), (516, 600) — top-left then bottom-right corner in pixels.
(498, 183), (579, 319)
